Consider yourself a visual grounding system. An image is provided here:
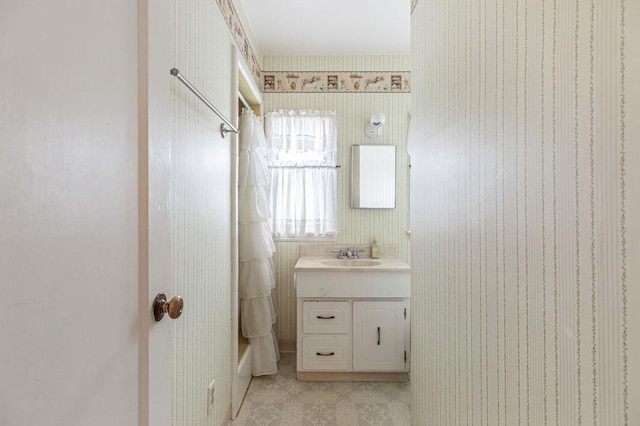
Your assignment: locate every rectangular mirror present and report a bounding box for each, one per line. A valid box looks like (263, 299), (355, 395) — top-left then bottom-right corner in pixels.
(351, 144), (396, 209)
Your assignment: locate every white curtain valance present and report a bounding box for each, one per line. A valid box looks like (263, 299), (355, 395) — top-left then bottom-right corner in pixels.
(265, 109), (337, 167)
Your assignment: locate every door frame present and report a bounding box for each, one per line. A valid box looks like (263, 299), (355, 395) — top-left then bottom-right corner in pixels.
(138, 0), (172, 425)
(230, 46), (264, 419)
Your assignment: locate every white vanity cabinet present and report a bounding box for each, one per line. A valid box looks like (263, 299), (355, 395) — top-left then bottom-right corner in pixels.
(294, 257), (411, 381)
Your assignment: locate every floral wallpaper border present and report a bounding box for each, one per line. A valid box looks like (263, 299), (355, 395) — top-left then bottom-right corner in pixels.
(216, 0), (262, 85)
(216, 0), (413, 94)
(261, 71), (411, 93)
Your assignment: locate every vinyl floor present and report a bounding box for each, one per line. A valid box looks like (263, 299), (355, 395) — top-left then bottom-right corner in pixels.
(232, 352), (411, 426)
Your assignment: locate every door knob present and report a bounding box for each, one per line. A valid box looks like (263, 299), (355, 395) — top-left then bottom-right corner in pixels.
(153, 293), (184, 322)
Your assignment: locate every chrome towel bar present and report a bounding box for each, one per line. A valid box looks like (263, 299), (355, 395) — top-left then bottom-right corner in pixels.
(267, 165), (341, 169)
(170, 68), (239, 138)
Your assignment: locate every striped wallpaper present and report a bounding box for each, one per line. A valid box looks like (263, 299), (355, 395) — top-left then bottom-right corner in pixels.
(263, 55), (411, 342)
(171, 0), (234, 424)
(411, 0), (639, 424)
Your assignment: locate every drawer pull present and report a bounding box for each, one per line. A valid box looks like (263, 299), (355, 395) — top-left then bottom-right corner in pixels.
(377, 327), (381, 345)
(316, 351), (335, 357)
(316, 315), (336, 319)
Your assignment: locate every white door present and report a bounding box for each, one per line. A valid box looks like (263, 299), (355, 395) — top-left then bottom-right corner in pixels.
(143, 0), (173, 425)
(353, 301), (407, 371)
(0, 1), (172, 425)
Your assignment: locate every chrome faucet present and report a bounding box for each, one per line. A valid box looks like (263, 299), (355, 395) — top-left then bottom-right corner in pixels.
(347, 248), (366, 259)
(331, 248), (349, 259)
(331, 248), (366, 259)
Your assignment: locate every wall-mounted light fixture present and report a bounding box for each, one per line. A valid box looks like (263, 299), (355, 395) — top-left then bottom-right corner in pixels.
(364, 112), (385, 138)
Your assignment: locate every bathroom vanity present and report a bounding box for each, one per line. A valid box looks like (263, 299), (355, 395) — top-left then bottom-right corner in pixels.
(294, 256), (410, 381)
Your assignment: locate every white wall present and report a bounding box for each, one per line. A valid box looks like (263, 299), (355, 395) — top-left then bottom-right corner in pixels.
(262, 55), (411, 343)
(0, 1), (140, 424)
(411, 0), (640, 424)
(170, 0), (239, 424)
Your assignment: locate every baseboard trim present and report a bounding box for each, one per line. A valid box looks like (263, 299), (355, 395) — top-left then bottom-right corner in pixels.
(296, 371), (409, 382)
(278, 339), (296, 353)
(220, 404), (232, 425)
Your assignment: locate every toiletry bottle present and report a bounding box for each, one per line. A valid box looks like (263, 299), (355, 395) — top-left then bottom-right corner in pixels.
(371, 236), (380, 259)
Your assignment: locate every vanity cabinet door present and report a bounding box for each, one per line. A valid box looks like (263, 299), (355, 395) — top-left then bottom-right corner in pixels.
(352, 300), (407, 371)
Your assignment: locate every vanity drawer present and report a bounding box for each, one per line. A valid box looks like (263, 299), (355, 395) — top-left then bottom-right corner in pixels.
(302, 337), (350, 370)
(302, 301), (351, 333)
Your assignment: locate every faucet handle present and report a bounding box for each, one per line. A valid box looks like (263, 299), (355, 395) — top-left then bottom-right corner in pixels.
(331, 248), (348, 258)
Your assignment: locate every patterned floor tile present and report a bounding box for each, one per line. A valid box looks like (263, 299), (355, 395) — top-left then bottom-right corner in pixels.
(302, 402), (338, 425)
(232, 353), (410, 425)
(355, 403), (393, 426)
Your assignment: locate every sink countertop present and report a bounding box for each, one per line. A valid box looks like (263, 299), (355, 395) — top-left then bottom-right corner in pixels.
(294, 256), (411, 272)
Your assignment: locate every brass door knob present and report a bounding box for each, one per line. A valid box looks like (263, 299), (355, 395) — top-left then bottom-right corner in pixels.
(153, 293), (184, 322)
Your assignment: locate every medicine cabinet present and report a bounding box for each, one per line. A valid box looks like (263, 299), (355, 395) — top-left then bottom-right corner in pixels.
(350, 145), (396, 209)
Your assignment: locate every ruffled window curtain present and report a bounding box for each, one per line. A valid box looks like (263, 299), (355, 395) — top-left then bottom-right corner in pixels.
(238, 109), (279, 376)
(265, 110), (338, 238)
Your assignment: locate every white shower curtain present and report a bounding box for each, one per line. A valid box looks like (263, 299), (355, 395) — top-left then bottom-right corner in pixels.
(238, 109), (279, 376)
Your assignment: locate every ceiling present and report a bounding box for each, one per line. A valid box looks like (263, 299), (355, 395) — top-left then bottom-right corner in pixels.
(235, 0), (411, 55)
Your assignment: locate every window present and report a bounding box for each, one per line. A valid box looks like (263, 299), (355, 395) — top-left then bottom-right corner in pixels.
(265, 110), (338, 239)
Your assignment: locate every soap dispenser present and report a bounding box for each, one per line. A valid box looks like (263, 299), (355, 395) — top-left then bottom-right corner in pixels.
(371, 236), (380, 259)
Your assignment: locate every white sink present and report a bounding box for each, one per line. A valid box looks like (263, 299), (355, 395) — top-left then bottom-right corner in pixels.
(294, 256), (410, 272)
(294, 256), (411, 298)
(321, 259), (381, 267)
